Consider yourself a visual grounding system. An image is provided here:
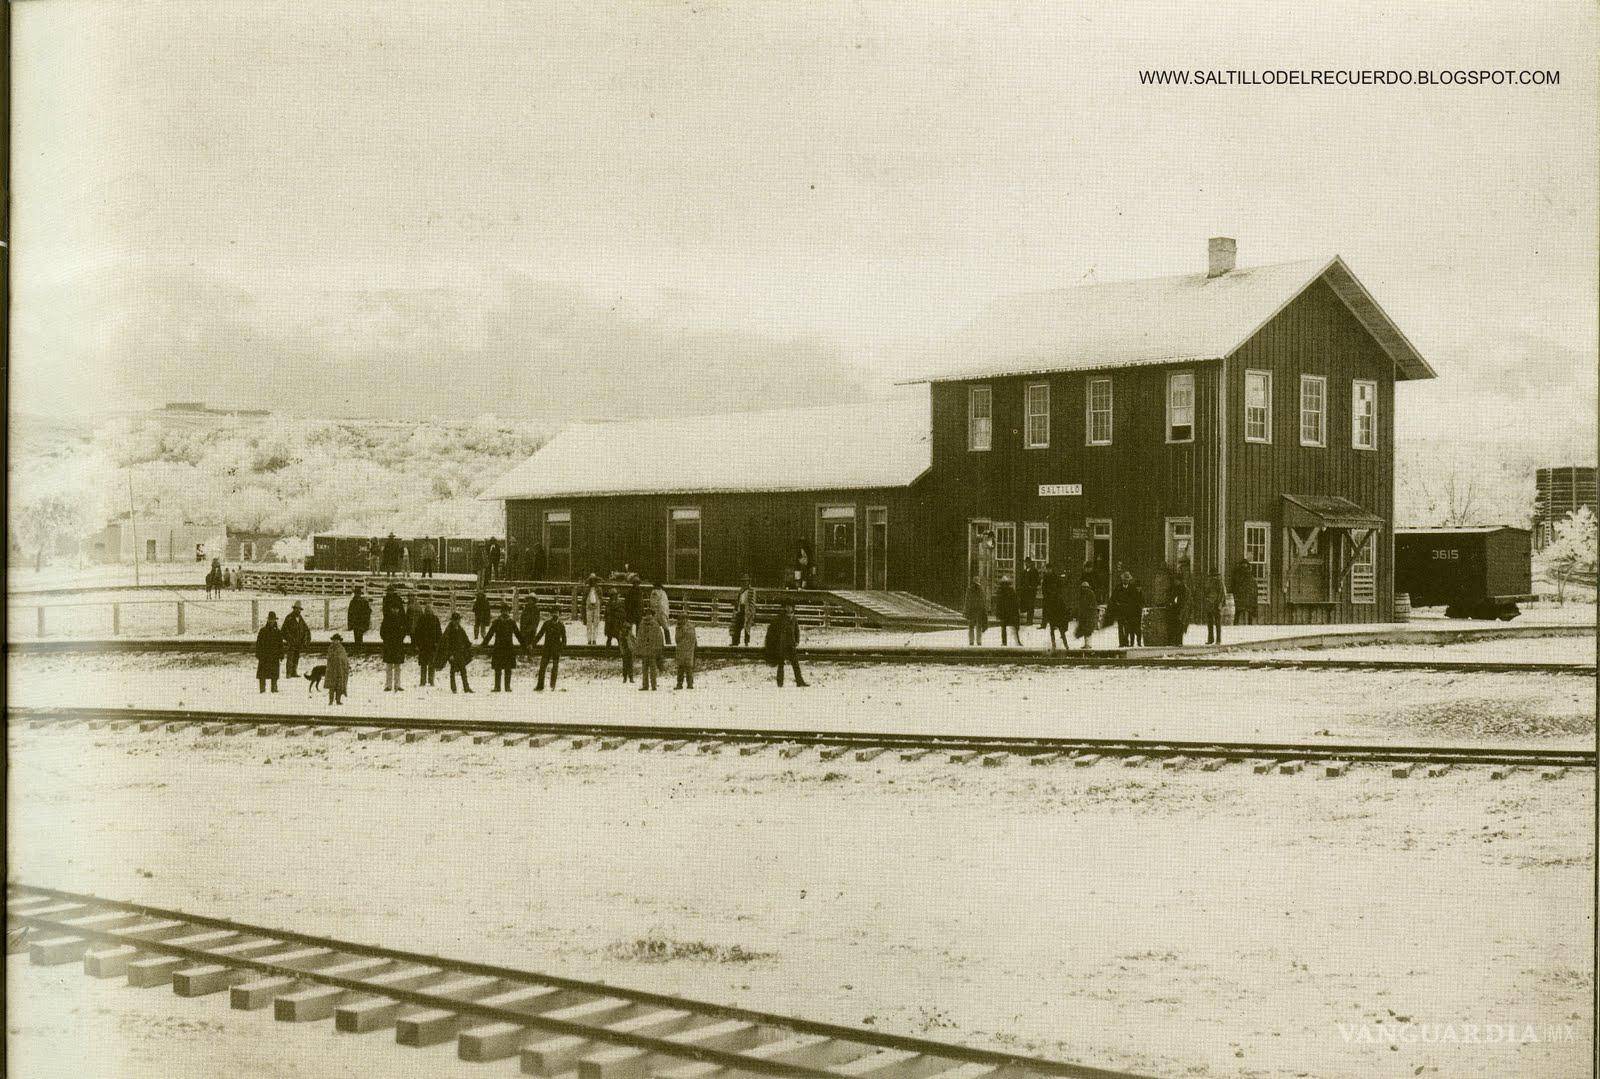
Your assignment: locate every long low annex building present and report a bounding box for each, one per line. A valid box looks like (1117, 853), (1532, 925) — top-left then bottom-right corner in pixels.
(484, 239), (1436, 622)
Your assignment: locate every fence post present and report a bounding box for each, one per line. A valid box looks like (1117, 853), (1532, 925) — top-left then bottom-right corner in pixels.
(323, 599), (331, 630)
(113, 603), (121, 636)
(36, 606), (44, 637)
(176, 602), (185, 635)
(251, 599), (259, 631)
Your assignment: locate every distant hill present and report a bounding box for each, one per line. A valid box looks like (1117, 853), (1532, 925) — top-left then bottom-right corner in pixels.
(10, 410), (551, 539)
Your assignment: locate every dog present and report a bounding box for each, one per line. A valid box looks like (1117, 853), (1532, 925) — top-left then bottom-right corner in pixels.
(304, 665), (328, 692)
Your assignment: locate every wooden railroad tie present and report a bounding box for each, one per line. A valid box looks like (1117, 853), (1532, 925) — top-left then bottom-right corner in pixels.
(854, 747), (888, 762)
(1390, 762), (1415, 778)
(1028, 752), (1063, 767)
(1072, 754), (1101, 768)
(1121, 755), (1147, 768)
(1321, 761), (1350, 778)
(1541, 767), (1567, 781)
(1277, 760), (1306, 775)
(899, 748), (936, 762)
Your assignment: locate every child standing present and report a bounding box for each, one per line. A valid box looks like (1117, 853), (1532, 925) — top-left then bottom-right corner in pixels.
(674, 610), (698, 689)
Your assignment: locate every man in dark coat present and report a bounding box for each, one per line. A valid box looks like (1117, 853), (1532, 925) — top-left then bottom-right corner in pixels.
(347, 586), (371, 647)
(255, 611), (284, 693)
(418, 540), (436, 579)
(1019, 560), (1040, 628)
(1167, 563), (1191, 647)
(472, 588), (492, 641)
(486, 537), (503, 584)
(962, 576), (989, 646)
(281, 600), (312, 678)
(412, 599), (442, 686)
(731, 575), (757, 646)
(1074, 567), (1100, 650)
(518, 595), (541, 660)
(994, 576), (1023, 646)
(604, 590), (626, 649)
(442, 611), (474, 693)
(1042, 566), (1070, 652)
(1229, 557), (1258, 625)
(1199, 571), (1227, 645)
(1111, 570), (1144, 647)
(624, 574), (643, 627)
(762, 600), (807, 687)
(379, 595), (409, 691)
(381, 532), (402, 576)
(531, 543), (547, 580)
(532, 607), (567, 690)
(481, 605), (525, 692)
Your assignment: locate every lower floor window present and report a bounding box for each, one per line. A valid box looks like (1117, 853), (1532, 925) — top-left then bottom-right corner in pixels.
(1350, 531), (1376, 604)
(1164, 517), (1194, 569)
(1243, 522), (1270, 603)
(1024, 522), (1050, 569)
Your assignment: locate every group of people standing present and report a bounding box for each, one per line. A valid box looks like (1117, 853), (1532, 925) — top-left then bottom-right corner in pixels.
(204, 557), (246, 598)
(252, 574), (807, 703)
(960, 554), (1263, 649)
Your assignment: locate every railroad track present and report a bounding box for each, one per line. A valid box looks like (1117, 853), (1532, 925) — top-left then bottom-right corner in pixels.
(7, 883), (1146, 1079)
(10, 706), (1593, 775)
(8, 636), (1595, 675)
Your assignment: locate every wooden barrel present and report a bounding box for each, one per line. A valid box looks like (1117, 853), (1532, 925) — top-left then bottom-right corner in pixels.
(1393, 592), (1411, 622)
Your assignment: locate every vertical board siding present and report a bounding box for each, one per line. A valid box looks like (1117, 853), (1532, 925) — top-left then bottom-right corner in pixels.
(1226, 276), (1397, 623)
(922, 364), (1220, 605)
(506, 487), (920, 591)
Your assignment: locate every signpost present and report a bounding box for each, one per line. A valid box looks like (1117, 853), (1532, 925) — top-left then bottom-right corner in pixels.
(1038, 483), (1082, 497)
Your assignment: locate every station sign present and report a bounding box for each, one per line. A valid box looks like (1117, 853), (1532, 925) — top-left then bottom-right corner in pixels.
(1038, 483), (1082, 497)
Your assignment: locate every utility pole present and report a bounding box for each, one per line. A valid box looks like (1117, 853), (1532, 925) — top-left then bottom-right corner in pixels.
(127, 469), (141, 588)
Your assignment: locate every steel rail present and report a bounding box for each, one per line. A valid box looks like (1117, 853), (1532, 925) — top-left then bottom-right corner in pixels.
(8, 882), (1146, 1079)
(10, 705), (1594, 769)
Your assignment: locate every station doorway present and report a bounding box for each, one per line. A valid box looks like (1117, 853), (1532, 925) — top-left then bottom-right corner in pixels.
(818, 505), (857, 588)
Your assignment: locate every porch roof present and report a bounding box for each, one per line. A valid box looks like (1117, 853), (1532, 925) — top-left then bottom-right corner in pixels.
(1281, 494), (1383, 531)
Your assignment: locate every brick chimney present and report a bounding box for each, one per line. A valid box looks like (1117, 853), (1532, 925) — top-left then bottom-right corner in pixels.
(1207, 237), (1237, 277)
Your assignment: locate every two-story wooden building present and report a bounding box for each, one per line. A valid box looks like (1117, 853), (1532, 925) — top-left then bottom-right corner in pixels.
(485, 239), (1434, 623)
(908, 238), (1434, 622)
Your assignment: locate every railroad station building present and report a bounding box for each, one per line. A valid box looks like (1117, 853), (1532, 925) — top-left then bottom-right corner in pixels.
(486, 239), (1435, 623)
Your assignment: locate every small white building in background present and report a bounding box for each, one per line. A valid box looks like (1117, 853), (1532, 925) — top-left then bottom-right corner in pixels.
(82, 517), (219, 564)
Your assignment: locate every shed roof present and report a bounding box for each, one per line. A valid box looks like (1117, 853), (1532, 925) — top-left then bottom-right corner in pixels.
(480, 387), (931, 501)
(911, 256), (1434, 383)
(1282, 493), (1383, 531)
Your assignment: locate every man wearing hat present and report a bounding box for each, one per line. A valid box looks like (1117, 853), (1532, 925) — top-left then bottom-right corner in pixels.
(582, 574), (603, 646)
(731, 574), (756, 647)
(324, 633), (351, 704)
(442, 611), (475, 693)
(281, 600), (312, 678)
(255, 610), (284, 693)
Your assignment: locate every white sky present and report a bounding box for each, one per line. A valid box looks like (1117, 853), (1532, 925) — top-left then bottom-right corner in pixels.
(10, 0), (1598, 448)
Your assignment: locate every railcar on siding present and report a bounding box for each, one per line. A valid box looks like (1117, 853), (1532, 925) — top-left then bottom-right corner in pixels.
(1393, 526), (1534, 619)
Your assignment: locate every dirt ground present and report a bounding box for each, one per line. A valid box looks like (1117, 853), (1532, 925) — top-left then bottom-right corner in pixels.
(6, 718), (1594, 1079)
(8, 651), (1594, 749)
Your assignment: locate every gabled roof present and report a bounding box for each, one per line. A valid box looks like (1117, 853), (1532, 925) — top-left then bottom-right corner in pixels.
(911, 256), (1434, 383)
(480, 386), (931, 501)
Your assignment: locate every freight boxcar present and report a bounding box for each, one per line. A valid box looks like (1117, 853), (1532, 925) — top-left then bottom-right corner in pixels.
(1393, 526), (1534, 619)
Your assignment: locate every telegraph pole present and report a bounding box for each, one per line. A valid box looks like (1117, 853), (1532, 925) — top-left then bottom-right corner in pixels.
(127, 469), (141, 588)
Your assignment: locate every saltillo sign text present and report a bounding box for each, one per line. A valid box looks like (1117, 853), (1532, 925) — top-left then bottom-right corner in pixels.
(1038, 483), (1083, 497)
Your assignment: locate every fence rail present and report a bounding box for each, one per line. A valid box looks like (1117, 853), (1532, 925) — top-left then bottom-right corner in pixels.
(7, 587), (866, 641)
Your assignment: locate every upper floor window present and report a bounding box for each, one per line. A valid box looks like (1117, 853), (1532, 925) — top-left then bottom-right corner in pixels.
(967, 385), (992, 452)
(1352, 379), (1377, 450)
(1024, 382), (1050, 448)
(1244, 369), (1271, 443)
(1166, 371), (1194, 443)
(1087, 378), (1113, 445)
(1299, 374), (1326, 447)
